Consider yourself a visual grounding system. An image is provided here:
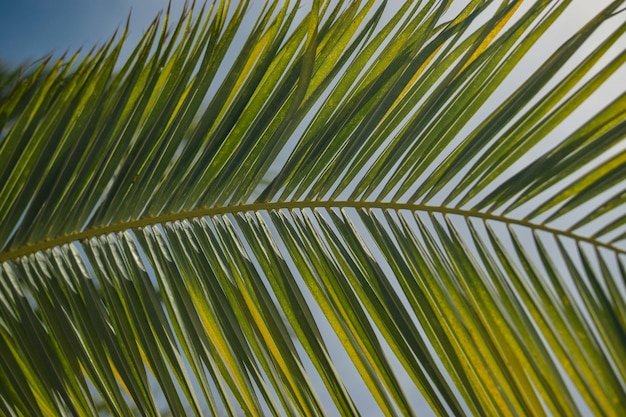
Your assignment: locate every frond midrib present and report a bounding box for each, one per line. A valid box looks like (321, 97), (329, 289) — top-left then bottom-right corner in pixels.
(2, 199), (623, 262)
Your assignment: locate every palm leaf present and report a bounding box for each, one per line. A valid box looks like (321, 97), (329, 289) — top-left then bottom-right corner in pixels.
(1, 0), (625, 415)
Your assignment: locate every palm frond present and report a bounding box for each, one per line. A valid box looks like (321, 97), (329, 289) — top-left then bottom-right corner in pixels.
(1, 0), (625, 415)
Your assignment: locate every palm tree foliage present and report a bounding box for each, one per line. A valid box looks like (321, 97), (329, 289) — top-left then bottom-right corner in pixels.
(1, 0), (625, 415)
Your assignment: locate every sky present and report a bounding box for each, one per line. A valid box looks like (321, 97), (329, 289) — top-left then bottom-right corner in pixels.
(0, 1), (620, 66)
(0, 0), (185, 65)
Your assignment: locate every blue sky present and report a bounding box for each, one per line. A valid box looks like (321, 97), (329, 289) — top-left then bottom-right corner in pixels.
(0, 1), (618, 66)
(0, 0), (185, 65)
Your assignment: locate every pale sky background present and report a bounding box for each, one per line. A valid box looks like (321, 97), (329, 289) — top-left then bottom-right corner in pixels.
(0, 0), (184, 65)
(0, 0), (622, 126)
(0, 1), (620, 65)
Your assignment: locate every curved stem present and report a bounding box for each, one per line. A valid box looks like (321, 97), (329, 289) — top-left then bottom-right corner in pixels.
(1, 200), (624, 262)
